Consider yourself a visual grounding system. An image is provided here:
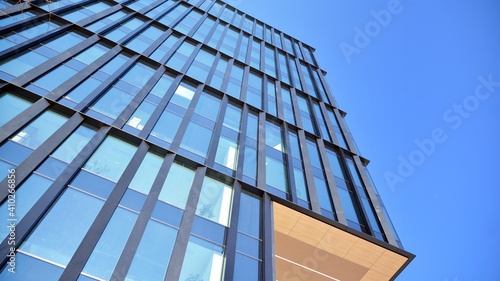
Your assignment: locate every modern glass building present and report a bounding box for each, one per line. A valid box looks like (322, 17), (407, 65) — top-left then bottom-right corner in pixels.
(0, 0), (414, 280)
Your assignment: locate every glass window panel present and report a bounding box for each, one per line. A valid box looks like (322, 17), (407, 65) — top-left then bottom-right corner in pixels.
(233, 253), (260, 281)
(64, 77), (101, 104)
(237, 191), (261, 238)
(83, 136), (137, 182)
(150, 74), (175, 98)
(346, 159), (363, 187)
(150, 111), (182, 143)
(129, 152), (163, 194)
(293, 168), (309, 201)
(89, 87), (134, 119)
(0, 21), (58, 52)
(31, 64), (78, 92)
(126, 220), (177, 281)
(178, 236), (224, 281)
(166, 41), (196, 71)
(0, 252), (63, 280)
(265, 122), (283, 152)
(11, 111), (67, 150)
(236, 233), (260, 258)
(265, 156), (287, 192)
(0, 50), (46, 79)
(82, 207), (137, 280)
(0, 11), (36, 27)
(215, 136), (238, 170)
(51, 125), (96, 163)
(0, 174), (53, 239)
(361, 197), (381, 233)
(170, 82), (196, 108)
(246, 113), (258, 140)
(194, 93), (221, 121)
(196, 177), (233, 226)
(314, 177), (333, 212)
(306, 140), (322, 169)
(326, 150), (346, 180)
(126, 101), (156, 130)
(338, 188), (361, 224)
(180, 122), (213, 158)
(243, 147), (257, 180)
(0, 93), (32, 127)
(158, 163), (195, 209)
(20, 188), (104, 266)
(223, 104), (242, 132)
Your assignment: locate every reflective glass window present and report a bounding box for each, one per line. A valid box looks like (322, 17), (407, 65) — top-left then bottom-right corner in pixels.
(174, 9), (203, 34)
(0, 93), (32, 127)
(126, 220), (178, 280)
(126, 25), (165, 54)
(186, 49), (216, 83)
(158, 163), (196, 209)
(166, 41), (196, 71)
(61, 2), (110, 22)
(83, 136), (137, 182)
(105, 17), (145, 42)
(10, 110), (67, 150)
(158, 3), (188, 26)
(19, 188), (104, 266)
(193, 17), (215, 43)
(0, 21), (58, 52)
(196, 177), (233, 226)
(178, 236), (224, 281)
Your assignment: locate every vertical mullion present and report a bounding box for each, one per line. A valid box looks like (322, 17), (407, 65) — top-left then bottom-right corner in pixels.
(0, 126), (111, 266)
(110, 153), (175, 279)
(60, 141), (150, 280)
(164, 166), (207, 281)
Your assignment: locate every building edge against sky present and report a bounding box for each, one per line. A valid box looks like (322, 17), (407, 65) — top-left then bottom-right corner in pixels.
(0, 0), (413, 280)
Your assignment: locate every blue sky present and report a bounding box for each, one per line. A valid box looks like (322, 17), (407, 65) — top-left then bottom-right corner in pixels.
(230, 0), (500, 280)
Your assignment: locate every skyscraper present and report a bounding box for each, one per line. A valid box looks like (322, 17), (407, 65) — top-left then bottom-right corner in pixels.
(0, 0), (414, 280)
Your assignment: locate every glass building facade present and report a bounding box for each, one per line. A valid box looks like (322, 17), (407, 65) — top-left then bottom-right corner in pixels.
(0, 0), (413, 280)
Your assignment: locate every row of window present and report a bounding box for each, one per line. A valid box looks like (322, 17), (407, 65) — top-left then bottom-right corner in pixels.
(0, 125), (262, 280)
(27, 0), (318, 66)
(0, 91), (384, 241)
(195, 0), (318, 65)
(8, 0), (324, 101)
(0, 28), (344, 149)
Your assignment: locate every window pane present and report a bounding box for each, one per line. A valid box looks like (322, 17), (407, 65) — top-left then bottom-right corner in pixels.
(215, 136), (238, 170)
(180, 123), (213, 158)
(194, 93), (221, 121)
(265, 156), (287, 192)
(178, 236), (224, 281)
(129, 152), (163, 194)
(126, 220), (177, 281)
(223, 105), (242, 132)
(11, 111), (68, 150)
(83, 207), (137, 280)
(158, 163), (195, 209)
(233, 253), (260, 281)
(237, 191), (261, 238)
(126, 101), (155, 130)
(51, 125), (96, 163)
(20, 188), (104, 266)
(83, 136), (137, 182)
(0, 174), (53, 239)
(170, 83), (195, 108)
(150, 111), (182, 143)
(196, 177), (233, 226)
(0, 93), (32, 127)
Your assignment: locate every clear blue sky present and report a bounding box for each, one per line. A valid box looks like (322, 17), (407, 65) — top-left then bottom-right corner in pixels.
(229, 0), (500, 280)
